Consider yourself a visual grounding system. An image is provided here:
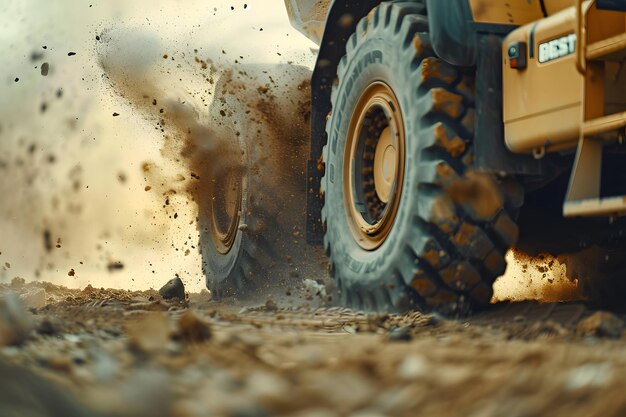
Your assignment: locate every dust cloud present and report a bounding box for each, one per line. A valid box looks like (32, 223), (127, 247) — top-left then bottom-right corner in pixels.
(0, 0), (315, 292)
(493, 250), (582, 303)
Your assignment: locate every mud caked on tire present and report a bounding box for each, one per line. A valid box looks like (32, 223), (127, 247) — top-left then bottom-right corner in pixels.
(322, 2), (521, 314)
(198, 66), (320, 300)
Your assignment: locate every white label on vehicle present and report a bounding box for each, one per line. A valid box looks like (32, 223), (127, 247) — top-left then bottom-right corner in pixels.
(538, 33), (576, 63)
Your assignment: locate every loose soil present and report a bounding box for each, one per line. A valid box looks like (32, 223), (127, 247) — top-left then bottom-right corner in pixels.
(1, 281), (626, 417)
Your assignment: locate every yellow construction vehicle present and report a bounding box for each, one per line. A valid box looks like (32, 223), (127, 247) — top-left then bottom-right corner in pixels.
(202, 1), (626, 313)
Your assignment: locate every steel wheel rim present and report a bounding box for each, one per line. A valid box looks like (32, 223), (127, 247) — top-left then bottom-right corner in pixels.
(210, 167), (242, 254)
(344, 81), (406, 250)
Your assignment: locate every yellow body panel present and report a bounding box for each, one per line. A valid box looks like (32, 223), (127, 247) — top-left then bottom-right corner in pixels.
(503, 7), (583, 153)
(544, 0), (577, 15)
(502, 3), (626, 154)
(468, 0), (580, 25)
(469, 0), (543, 25)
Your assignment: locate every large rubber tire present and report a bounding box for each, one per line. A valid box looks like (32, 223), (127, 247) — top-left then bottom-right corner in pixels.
(198, 65), (320, 300)
(322, 2), (522, 314)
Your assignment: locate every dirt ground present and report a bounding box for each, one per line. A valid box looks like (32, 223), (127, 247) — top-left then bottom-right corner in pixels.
(1, 280), (626, 417)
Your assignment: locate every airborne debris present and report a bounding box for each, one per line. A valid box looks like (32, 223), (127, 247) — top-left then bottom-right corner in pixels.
(107, 261), (124, 272)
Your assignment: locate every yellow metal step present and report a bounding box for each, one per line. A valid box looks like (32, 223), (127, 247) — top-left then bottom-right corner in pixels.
(587, 32), (626, 60)
(564, 195), (626, 217)
(583, 110), (626, 137)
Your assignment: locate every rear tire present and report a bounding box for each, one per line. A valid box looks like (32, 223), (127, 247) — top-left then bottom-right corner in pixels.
(198, 66), (320, 300)
(322, 2), (522, 314)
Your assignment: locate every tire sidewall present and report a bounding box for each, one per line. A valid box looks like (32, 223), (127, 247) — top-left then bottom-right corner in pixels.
(201, 127), (249, 286)
(325, 35), (423, 288)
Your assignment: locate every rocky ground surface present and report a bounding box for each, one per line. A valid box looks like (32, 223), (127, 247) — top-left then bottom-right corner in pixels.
(1, 278), (626, 417)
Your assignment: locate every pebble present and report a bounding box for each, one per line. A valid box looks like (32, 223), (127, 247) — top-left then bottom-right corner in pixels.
(397, 355), (428, 379)
(577, 311), (624, 339)
(566, 362), (613, 390)
(36, 316), (61, 335)
(0, 294), (33, 346)
(387, 326), (412, 342)
(264, 298), (278, 312)
(246, 371), (290, 400)
(159, 276), (185, 300)
(425, 312), (445, 326)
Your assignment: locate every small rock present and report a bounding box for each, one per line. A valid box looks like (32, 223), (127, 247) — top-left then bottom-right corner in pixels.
(577, 311), (624, 339)
(159, 276), (185, 300)
(303, 278), (326, 296)
(45, 355), (74, 373)
(566, 362), (613, 390)
(246, 371), (290, 400)
(0, 294), (33, 346)
(175, 310), (211, 343)
(397, 354), (428, 379)
(342, 325), (357, 334)
(388, 326), (412, 342)
(19, 288), (46, 309)
(36, 316), (61, 335)
(264, 298), (278, 312)
(425, 312), (444, 326)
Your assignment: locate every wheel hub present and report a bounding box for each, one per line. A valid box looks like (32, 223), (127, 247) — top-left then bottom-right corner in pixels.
(374, 127), (398, 203)
(344, 81), (405, 250)
(210, 167), (242, 254)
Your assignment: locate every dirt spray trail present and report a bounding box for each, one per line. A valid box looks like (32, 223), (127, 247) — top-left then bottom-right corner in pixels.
(97, 26), (326, 302)
(0, 1), (317, 293)
(493, 250), (582, 303)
